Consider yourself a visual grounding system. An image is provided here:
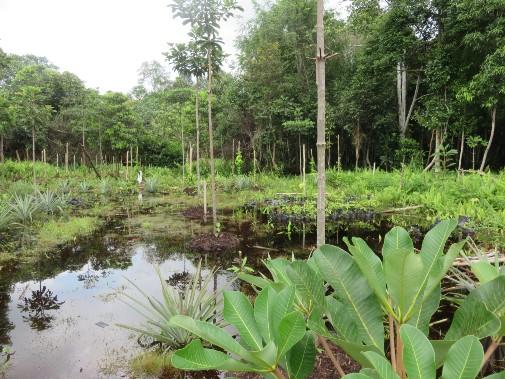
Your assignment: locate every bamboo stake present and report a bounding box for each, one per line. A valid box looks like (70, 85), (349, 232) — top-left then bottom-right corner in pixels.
(203, 179), (208, 216)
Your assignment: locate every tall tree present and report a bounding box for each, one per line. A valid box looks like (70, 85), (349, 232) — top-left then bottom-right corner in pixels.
(170, 0), (242, 234)
(316, 0), (326, 246)
(165, 41), (210, 192)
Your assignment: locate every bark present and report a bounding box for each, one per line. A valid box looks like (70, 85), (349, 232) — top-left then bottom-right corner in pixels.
(397, 62), (420, 138)
(479, 106), (497, 172)
(316, 0), (326, 247)
(207, 50), (218, 233)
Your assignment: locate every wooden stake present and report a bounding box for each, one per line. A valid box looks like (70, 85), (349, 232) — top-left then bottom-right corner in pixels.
(73, 154), (76, 169)
(16, 150), (20, 161)
(203, 179), (208, 216)
(56, 153), (59, 168)
(65, 143), (69, 171)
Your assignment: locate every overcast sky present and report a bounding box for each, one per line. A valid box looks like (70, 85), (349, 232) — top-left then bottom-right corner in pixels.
(0, 0), (350, 93)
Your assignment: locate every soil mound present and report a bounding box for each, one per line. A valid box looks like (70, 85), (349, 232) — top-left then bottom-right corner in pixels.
(189, 232), (240, 252)
(182, 206), (213, 220)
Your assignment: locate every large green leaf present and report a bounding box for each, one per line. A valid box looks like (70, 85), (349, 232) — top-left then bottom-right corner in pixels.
(363, 351), (400, 379)
(440, 335), (484, 379)
(286, 261), (326, 315)
(344, 374), (374, 379)
(169, 315), (250, 359)
(312, 244), (384, 351)
(400, 324), (436, 379)
(326, 296), (360, 341)
(276, 311), (306, 359)
(254, 285), (276, 342)
(483, 373), (505, 379)
(431, 340), (455, 368)
(272, 286), (296, 337)
(407, 284), (441, 335)
(224, 291), (263, 351)
(471, 261), (500, 285)
(345, 237), (388, 307)
(474, 275), (505, 319)
(382, 227), (424, 320)
(405, 219), (458, 319)
(287, 332), (316, 379)
(171, 339), (255, 371)
(425, 240), (467, 298)
(445, 296), (500, 340)
(238, 272), (272, 289)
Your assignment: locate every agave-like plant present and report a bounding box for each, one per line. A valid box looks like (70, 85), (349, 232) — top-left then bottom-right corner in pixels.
(9, 194), (39, 226)
(0, 202), (12, 231)
(58, 180), (71, 194)
(79, 181), (91, 193)
(145, 177), (159, 194)
(97, 179), (112, 195)
(118, 262), (223, 350)
(37, 190), (66, 215)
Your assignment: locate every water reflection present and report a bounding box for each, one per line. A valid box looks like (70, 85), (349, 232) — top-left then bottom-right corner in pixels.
(17, 282), (64, 331)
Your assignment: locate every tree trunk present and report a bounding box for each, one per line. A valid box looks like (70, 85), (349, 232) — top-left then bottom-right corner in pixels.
(397, 61), (406, 136)
(208, 50), (218, 234)
(458, 130), (464, 171)
(195, 78), (201, 193)
(434, 128), (442, 172)
(32, 125), (36, 186)
(480, 106), (497, 173)
(316, 0), (326, 247)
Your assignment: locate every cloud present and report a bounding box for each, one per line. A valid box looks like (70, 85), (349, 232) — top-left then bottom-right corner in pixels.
(0, 0), (348, 93)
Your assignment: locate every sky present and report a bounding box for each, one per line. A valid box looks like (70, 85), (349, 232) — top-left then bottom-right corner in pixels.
(0, 0), (350, 94)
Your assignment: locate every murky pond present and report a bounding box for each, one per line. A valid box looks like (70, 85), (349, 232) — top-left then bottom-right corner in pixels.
(0, 196), (391, 378)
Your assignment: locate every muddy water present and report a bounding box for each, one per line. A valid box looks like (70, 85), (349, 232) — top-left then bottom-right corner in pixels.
(0, 198), (388, 379)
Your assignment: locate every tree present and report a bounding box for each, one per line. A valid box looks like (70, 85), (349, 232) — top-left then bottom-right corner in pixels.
(170, 0), (242, 234)
(165, 41), (210, 192)
(315, 0), (326, 246)
(12, 86), (52, 184)
(0, 91), (12, 163)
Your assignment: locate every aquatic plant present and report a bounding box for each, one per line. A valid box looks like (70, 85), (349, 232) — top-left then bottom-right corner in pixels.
(145, 177), (159, 193)
(9, 194), (39, 226)
(118, 262), (223, 350)
(130, 351), (174, 378)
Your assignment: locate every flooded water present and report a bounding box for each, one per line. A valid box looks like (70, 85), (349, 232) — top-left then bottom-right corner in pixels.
(0, 196), (390, 379)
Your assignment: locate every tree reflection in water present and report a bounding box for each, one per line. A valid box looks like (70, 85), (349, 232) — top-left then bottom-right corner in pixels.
(17, 282), (64, 331)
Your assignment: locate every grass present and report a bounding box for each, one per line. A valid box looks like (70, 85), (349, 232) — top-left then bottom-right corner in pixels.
(1, 160), (504, 249)
(129, 351), (174, 378)
(36, 216), (103, 251)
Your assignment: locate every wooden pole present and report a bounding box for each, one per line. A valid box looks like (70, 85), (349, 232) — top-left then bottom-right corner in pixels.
(73, 154), (76, 169)
(203, 179), (208, 216)
(302, 144), (306, 197)
(56, 153), (59, 168)
(65, 143), (69, 172)
(16, 150), (20, 161)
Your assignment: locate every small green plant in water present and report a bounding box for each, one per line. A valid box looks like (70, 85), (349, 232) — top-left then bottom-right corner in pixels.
(118, 261), (223, 350)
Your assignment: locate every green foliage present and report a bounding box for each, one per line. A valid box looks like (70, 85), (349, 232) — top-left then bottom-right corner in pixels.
(9, 194), (39, 226)
(344, 325), (485, 379)
(144, 177), (159, 193)
(235, 146), (244, 175)
(37, 189), (67, 215)
(119, 262), (223, 350)
(169, 285), (316, 378)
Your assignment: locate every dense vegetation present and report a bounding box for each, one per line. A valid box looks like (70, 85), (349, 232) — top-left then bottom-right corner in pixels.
(1, 0), (504, 172)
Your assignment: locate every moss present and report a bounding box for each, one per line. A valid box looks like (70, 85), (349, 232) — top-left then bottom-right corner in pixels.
(35, 216), (103, 252)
